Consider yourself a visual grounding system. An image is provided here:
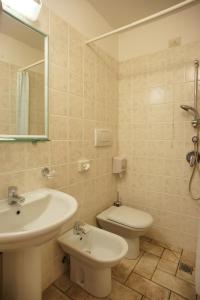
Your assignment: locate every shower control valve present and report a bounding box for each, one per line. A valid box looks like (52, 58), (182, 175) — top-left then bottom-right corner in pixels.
(191, 119), (200, 128)
(186, 151), (200, 167)
(192, 136), (199, 144)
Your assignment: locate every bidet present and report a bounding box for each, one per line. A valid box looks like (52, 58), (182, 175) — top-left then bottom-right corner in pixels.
(58, 224), (128, 297)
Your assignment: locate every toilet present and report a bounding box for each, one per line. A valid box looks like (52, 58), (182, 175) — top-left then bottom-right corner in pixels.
(58, 223), (128, 298)
(96, 205), (153, 259)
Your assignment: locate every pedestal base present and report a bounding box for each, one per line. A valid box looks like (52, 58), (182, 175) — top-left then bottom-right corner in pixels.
(3, 247), (42, 300)
(70, 256), (111, 298)
(125, 237), (140, 259)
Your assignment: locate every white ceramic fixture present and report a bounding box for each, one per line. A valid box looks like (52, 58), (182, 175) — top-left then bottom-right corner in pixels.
(1, 0), (43, 22)
(58, 224), (128, 298)
(0, 188), (78, 300)
(97, 205), (153, 259)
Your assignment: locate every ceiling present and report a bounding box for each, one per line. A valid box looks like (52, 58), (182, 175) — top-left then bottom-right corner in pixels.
(0, 10), (44, 50)
(87, 0), (187, 28)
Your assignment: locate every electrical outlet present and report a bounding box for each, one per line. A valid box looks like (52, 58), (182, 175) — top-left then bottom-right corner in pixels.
(168, 37), (182, 48)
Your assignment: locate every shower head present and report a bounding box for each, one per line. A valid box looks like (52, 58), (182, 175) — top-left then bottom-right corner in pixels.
(180, 105), (199, 119)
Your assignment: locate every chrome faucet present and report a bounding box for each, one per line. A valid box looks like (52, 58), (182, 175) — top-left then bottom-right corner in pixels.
(8, 186), (25, 206)
(73, 221), (87, 236)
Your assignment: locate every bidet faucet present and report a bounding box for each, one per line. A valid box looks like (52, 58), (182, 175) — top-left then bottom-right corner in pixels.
(8, 186), (25, 206)
(73, 221), (87, 236)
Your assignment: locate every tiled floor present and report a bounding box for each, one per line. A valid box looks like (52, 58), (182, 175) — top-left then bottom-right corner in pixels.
(43, 237), (196, 300)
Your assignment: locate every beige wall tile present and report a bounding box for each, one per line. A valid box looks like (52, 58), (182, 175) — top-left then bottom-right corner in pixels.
(0, 6), (118, 292)
(69, 94), (83, 118)
(69, 141), (83, 163)
(118, 41), (200, 252)
(50, 64), (68, 92)
(0, 143), (27, 172)
(49, 116), (68, 140)
(69, 118), (83, 140)
(26, 143), (50, 168)
(50, 141), (68, 165)
(50, 90), (68, 116)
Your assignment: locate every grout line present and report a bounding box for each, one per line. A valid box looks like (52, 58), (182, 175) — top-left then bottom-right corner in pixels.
(151, 275), (193, 300)
(124, 251), (145, 285)
(150, 249), (163, 280)
(50, 243), (193, 300)
(125, 271), (172, 300)
(168, 290), (171, 300)
(52, 284), (73, 300)
(175, 248), (183, 277)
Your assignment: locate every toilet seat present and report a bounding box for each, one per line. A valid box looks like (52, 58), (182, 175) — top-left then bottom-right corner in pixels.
(108, 206), (153, 229)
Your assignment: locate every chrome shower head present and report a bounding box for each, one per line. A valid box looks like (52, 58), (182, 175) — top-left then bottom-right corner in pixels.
(180, 105), (199, 119)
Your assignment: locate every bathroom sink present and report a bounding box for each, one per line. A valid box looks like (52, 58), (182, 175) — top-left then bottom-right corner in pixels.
(0, 188), (78, 251)
(2, 188), (78, 300)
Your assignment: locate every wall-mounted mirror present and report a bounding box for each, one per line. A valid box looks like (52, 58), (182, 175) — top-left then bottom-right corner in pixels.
(0, 9), (48, 141)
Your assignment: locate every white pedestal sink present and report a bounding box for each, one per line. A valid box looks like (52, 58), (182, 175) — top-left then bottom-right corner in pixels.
(0, 188), (78, 300)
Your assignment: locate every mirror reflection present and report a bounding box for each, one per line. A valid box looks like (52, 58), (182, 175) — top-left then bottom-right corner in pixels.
(0, 10), (48, 140)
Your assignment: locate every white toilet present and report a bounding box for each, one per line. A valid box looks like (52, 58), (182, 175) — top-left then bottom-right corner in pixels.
(58, 223), (128, 298)
(97, 205), (153, 259)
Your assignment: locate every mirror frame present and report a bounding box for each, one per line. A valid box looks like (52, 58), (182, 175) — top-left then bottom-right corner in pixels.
(0, 9), (49, 142)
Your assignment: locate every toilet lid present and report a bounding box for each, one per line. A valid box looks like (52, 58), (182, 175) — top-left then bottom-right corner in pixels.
(108, 206), (153, 229)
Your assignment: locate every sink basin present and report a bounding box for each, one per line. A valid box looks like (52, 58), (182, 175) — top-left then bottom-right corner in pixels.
(1, 188), (78, 300)
(0, 188), (78, 251)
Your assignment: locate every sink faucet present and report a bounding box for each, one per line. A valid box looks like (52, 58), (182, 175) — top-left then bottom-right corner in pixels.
(8, 186), (25, 206)
(73, 221), (87, 236)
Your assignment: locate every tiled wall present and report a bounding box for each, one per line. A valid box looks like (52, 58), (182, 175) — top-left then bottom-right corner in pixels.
(0, 5), (118, 289)
(118, 40), (200, 253)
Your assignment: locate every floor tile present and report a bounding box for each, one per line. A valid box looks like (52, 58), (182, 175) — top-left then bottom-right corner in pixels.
(66, 283), (108, 300)
(43, 286), (71, 300)
(112, 255), (142, 283)
(162, 249), (181, 264)
(181, 249), (196, 266)
(170, 292), (187, 299)
(151, 239), (182, 254)
(176, 266), (195, 284)
(157, 258), (178, 275)
(108, 280), (142, 300)
(54, 273), (72, 293)
(141, 236), (152, 243)
(152, 269), (196, 300)
(140, 240), (164, 257)
(134, 253), (159, 279)
(126, 272), (170, 300)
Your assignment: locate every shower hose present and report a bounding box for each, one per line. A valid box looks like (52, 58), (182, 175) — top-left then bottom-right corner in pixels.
(189, 127), (200, 200)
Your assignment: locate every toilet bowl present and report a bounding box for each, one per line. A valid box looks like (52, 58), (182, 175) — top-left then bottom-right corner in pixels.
(58, 224), (128, 298)
(96, 205), (153, 259)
